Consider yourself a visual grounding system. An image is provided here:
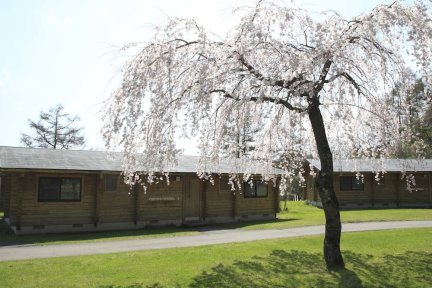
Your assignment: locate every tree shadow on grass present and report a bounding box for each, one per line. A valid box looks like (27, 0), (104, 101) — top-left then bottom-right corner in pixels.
(99, 250), (431, 287)
(188, 250), (432, 288)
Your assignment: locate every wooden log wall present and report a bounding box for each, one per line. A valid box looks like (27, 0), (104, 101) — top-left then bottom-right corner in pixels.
(0, 174), (12, 217)
(98, 175), (134, 223)
(297, 170), (432, 209)
(0, 176), (3, 212)
(333, 172), (431, 208)
(372, 173), (398, 205)
(398, 172), (430, 204)
(3, 170), (280, 231)
(205, 176), (234, 218)
(235, 180), (277, 216)
(304, 174), (319, 202)
(334, 173), (373, 206)
(16, 172), (95, 227)
(137, 178), (183, 221)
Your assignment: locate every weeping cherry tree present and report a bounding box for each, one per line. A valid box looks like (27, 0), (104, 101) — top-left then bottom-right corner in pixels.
(102, 0), (432, 269)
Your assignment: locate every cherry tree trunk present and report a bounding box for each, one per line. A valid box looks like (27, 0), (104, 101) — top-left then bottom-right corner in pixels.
(308, 103), (345, 269)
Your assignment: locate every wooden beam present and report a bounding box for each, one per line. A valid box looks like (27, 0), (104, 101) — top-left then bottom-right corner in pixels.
(0, 175), (3, 212)
(274, 179), (280, 214)
(134, 183), (139, 225)
(232, 189), (237, 219)
(396, 173), (400, 207)
(429, 172), (432, 208)
(2, 174), (11, 219)
(16, 173), (24, 231)
(93, 173), (102, 227)
(313, 175), (318, 202)
(202, 180), (207, 220)
(181, 175), (188, 223)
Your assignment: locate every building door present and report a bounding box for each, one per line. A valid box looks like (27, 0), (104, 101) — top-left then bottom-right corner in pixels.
(183, 178), (202, 222)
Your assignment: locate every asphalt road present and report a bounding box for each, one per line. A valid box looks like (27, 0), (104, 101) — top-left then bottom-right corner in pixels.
(1, 220), (431, 262)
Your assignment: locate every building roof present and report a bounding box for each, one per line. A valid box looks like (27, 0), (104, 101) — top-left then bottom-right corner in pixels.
(309, 158), (432, 173)
(0, 146), (282, 175)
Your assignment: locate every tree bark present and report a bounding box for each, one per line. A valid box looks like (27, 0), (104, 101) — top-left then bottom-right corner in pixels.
(308, 101), (345, 269)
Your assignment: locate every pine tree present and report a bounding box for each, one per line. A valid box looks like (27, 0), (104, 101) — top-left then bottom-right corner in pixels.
(391, 80), (432, 158)
(222, 104), (260, 158)
(21, 104), (85, 149)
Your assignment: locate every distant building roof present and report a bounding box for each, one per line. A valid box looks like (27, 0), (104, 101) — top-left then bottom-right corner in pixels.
(0, 146), (282, 175)
(309, 158), (432, 173)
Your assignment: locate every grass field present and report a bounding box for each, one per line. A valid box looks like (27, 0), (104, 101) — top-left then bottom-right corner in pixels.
(230, 201), (432, 230)
(1, 202), (432, 246)
(0, 228), (431, 287)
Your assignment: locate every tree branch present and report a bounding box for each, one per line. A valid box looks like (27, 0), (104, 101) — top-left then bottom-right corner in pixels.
(235, 52), (309, 90)
(313, 58), (333, 94)
(209, 89), (307, 113)
(325, 71), (362, 95)
(323, 102), (388, 121)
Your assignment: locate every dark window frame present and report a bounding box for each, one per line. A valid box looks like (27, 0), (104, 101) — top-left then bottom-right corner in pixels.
(244, 180), (268, 198)
(38, 177), (82, 202)
(339, 176), (364, 191)
(105, 174), (118, 192)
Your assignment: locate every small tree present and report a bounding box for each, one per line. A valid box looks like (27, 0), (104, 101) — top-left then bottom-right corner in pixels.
(222, 103), (261, 158)
(391, 79), (432, 158)
(21, 104), (85, 149)
(102, 1), (432, 268)
(419, 105), (432, 156)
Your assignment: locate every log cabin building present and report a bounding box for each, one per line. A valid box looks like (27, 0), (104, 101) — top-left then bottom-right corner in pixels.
(305, 159), (432, 209)
(0, 146), (280, 235)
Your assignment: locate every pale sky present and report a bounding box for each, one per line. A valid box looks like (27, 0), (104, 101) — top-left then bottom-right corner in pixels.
(0, 0), (390, 153)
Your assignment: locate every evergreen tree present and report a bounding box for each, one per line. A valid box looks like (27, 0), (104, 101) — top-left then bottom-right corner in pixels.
(222, 104), (260, 158)
(391, 80), (432, 158)
(21, 104), (85, 149)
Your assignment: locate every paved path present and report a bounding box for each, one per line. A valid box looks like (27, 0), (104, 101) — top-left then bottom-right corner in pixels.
(1, 220), (431, 262)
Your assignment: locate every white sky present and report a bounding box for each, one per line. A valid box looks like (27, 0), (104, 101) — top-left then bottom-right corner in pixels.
(0, 0), (391, 154)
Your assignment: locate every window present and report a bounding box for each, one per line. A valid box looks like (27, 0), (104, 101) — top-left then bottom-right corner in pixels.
(38, 177), (81, 202)
(244, 181), (268, 198)
(105, 175), (118, 192)
(340, 176), (364, 191)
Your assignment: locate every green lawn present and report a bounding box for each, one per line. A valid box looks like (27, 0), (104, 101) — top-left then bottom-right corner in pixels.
(1, 228), (431, 287)
(1, 202), (432, 246)
(228, 201), (432, 230)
